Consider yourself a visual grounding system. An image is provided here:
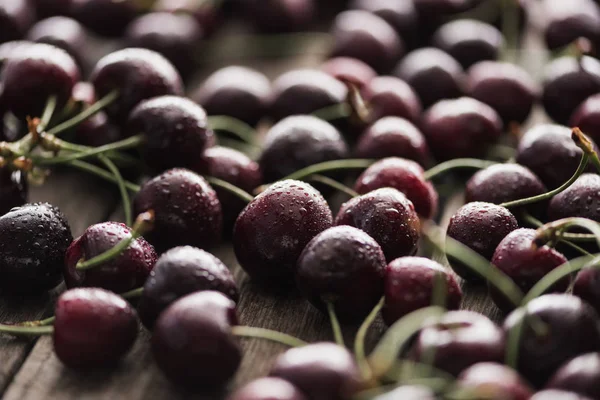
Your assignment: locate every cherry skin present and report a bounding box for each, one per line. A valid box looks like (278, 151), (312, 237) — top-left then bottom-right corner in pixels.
(362, 76), (422, 124)
(531, 390), (593, 400)
(127, 95), (214, 172)
(382, 256), (462, 326)
(0, 202), (72, 294)
(241, 0), (315, 33)
(320, 57), (377, 88)
(372, 385), (436, 400)
(354, 117), (430, 166)
(413, 0), (483, 16)
(153, 0), (221, 36)
(268, 69), (347, 122)
(570, 93), (600, 144)
(258, 115), (348, 183)
(53, 288), (138, 368)
(503, 294), (600, 387)
(0, 169), (27, 215)
(71, 0), (137, 37)
(354, 157), (438, 219)
(91, 48), (184, 124)
(133, 168), (223, 253)
(349, 0), (418, 48)
(456, 362), (534, 400)
(335, 188), (421, 262)
(329, 10), (404, 74)
(63, 222), (157, 293)
(548, 174), (600, 222)
(138, 246), (238, 329)
(233, 180), (332, 285)
(269, 343), (362, 400)
(543, 0), (600, 51)
(394, 47), (465, 109)
(1, 43), (79, 118)
(573, 268), (600, 315)
(546, 352), (600, 399)
(227, 377), (308, 400)
(490, 228), (569, 313)
(446, 202), (519, 281)
(0, 0), (34, 44)
(432, 19), (504, 70)
(420, 97), (503, 161)
(152, 291), (241, 387)
(26, 17), (87, 71)
(542, 56), (600, 125)
(192, 66), (271, 127)
(409, 310), (506, 377)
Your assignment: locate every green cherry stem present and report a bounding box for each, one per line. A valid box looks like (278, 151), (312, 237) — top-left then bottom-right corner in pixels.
(67, 160), (141, 192)
(39, 95), (58, 131)
(120, 287), (144, 300)
(205, 176), (254, 203)
(50, 137), (141, 166)
(423, 159), (497, 180)
(208, 115), (259, 146)
(354, 297), (385, 382)
(99, 154), (133, 227)
(18, 316), (56, 327)
(326, 301), (345, 347)
(0, 324), (53, 336)
(534, 217), (600, 249)
(312, 103), (351, 122)
(282, 159), (375, 182)
(308, 174), (359, 198)
(231, 326), (307, 348)
(522, 212), (595, 256)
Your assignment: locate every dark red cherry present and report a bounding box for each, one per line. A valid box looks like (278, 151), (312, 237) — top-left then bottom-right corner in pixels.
(409, 310), (505, 376)
(268, 69), (347, 122)
(270, 343), (362, 400)
(26, 17), (87, 70)
(227, 378), (308, 400)
(125, 12), (202, 78)
(1, 43), (79, 118)
(543, 0), (600, 51)
(63, 222), (157, 293)
(503, 294), (600, 387)
(421, 97), (503, 161)
(382, 256), (462, 326)
(193, 66), (271, 126)
(432, 19), (503, 70)
(0, 40), (31, 67)
(31, 0), (72, 18)
(0, 169), (27, 215)
(446, 202), (518, 281)
(571, 93), (600, 144)
(127, 95), (214, 172)
(152, 291), (241, 387)
(542, 56), (600, 125)
(259, 115), (348, 182)
(133, 168), (222, 253)
(320, 57), (377, 88)
(354, 157), (438, 219)
(531, 390), (593, 400)
(71, 0), (137, 37)
(394, 47), (464, 109)
(372, 385), (436, 400)
(153, 0), (221, 36)
(413, 0), (483, 16)
(0, 0), (34, 44)
(241, 0), (315, 33)
(573, 268), (600, 315)
(349, 0), (418, 48)
(466, 61), (539, 125)
(490, 228), (569, 313)
(0, 202), (72, 294)
(53, 288), (138, 368)
(329, 10), (404, 74)
(362, 76), (422, 124)
(546, 353), (600, 399)
(198, 146), (262, 233)
(354, 117), (430, 166)
(335, 188), (420, 262)
(296, 225), (386, 322)
(233, 180), (332, 285)
(456, 362), (534, 400)
(91, 48), (184, 123)
(138, 246), (238, 329)
(548, 174), (600, 222)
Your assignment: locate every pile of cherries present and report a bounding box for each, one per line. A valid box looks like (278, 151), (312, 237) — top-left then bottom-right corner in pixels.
(3, 0), (600, 399)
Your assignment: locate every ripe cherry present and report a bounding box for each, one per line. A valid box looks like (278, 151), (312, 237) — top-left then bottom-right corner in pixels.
(349, 0), (418, 48)
(543, 0), (600, 51)
(531, 390), (593, 400)
(26, 17), (87, 71)
(0, 0), (34, 44)
(71, 0), (137, 37)
(546, 353), (600, 399)
(372, 385), (436, 400)
(573, 267), (600, 314)
(153, 0), (221, 36)
(0, 169), (27, 215)
(570, 93), (600, 144)
(456, 362), (534, 400)
(320, 57), (377, 88)
(362, 76), (422, 124)
(413, 0), (483, 16)
(548, 173), (600, 222)
(241, 0), (315, 33)
(227, 377), (308, 400)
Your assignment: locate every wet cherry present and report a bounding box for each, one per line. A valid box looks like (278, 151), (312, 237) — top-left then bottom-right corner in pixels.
(570, 93), (600, 144)
(0, 169), (27, 216)
(26, 17), (87, 71)
(546, 353), (600, 399)
(349, 0), (418, 48)
(456, 362), (534, 400)
(573, 266), (600, 315)
(362, 76), (422, 124)
(227, 377), (308, 400)
(320, 57), (377, 88)
(548, 173), (600, 222)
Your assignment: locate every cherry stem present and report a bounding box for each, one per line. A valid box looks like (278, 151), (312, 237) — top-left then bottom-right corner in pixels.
(208, 115), (259, 146)
(573, 127), (600, 173)
(18, 316), (55, 327)
(522, 212), (594, 256)
(500, 0), (520, 63)
(282, 159), (374, 182)
(312, 103), (351, 122)
(51, 138), (140, 166)
(120, 287), (144, 300)
(0, 324), (53, 337)
(326, 301), (345, 347)
(534, 217), (600, 250)
(76, 210), (155, 271)
(308, 174), (359, 198)
(431, 271), (448, 309)
(99, 154), (132, 227)
(67, 160), (141, 192)
(231, 326), (307, 348)
(39, 96), (57, 131)
(205, 176), (254, 203)
(505, 307), (551, 369)
(354, 297), (384, 382)
(423, 159), (497, 180)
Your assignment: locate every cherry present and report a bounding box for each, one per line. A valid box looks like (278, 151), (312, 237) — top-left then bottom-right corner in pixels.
(31, 0), (72, 18)
(193, 66), (271, 127)
(354, 157), (439, 219)
(53, 288), (138, 368)
(152, 290), (241, 387)
(570, 93), (600, 144)
(466, 61), (539, 125)
(573, 268), (600, 315)
(446, 202), (519, 281)
(490, 228), (569, 313)
(413, 0), (483, 16)
(503, 294), (600, 387)
(227, 377), (308, 400)
(0, 0), (34, 44)
(268, 69), (347, 122)
(198, 146), (262, 233)
(0, 202), (72, 294)
(372, 386), (436, 400)
(71, 0), (137, 37)
(382, 256), (462, 326)
(456, 362), (534, 400)
(91, 48), (184, 124)
(1, 42), (79, 118)
(0, 40), (31, 67)
(546, 353), (600, 399)
(421, 97), (503, 161)
(432, 19), (504, 70)
(0, 169), (27, 215)
(531, 390), (593, 400)
(354, 117), (430, 166)
(320, 57), (377, 88)
(259, 115), (348, 183)
(133, 168), (222, 253)
(124, 12), (202, 78)
(138, 246), (238, 329)
(543, 0), (600, 51)
(126, 95), (214, 172)
(153, 0), (221, 36)
(335, 188), (420, 262)
(233, 180), (332, 285)
(362, 76), (422, 124)
(269, 342), (362, 400)
(394, 47), (464, 109)
(329, 10), (404, 74)
(542, 56), (600, 125)
(548, 174), (600, 222)
(63, 222), (157, 293)
(241, 0), (315, 33)
(409, 310), (505, 376)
